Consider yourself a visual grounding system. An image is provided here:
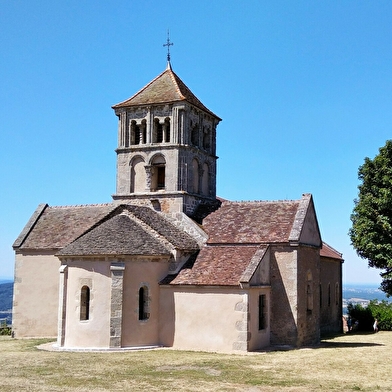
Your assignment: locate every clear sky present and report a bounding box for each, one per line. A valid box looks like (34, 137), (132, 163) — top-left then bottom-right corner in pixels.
(1, 0), (391, 284)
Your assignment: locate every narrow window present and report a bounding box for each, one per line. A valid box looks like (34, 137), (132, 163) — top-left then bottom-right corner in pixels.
(157, 166), (165, 189)
(191, 124), (199, 146)
(164, 118), (170, 142)
(258, 294), (266, 330)
(155, 120), (163, 143)
(328, 283), (331, 307)
(134, 124), (141, 145)
(80, 286), (90, 321)
(138, 286), (149, 321)
(335, 282), (339, 306)
(306, 271), (313, 312)
(319, 284), (322, 308)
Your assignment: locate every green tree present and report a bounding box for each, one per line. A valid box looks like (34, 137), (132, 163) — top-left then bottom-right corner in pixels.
(349, 140), (392, 295)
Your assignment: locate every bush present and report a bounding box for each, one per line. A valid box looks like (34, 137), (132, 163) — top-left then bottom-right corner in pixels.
(0, 320), (11, 336)
(347, 302), (373, 331)
(348, 300), (392, 331)
(367, 300), (392, 331)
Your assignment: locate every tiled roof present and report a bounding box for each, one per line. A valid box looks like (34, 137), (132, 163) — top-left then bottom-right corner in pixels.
(203, 199), (300, 244)
(14, 204), (116, 250)
(166, 245), (263, 286)
(14, 203), (199, 254)
(123, 205), (199, 251)
(320, 242), (343, 261)
(57, 213), (171, 256)
(112, 66), (221, 120)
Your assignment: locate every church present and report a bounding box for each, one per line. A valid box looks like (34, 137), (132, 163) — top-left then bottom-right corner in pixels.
(12, 56), (343, 353)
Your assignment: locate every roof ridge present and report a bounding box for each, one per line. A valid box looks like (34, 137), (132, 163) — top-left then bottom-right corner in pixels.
(122, 207), (175, 252)
(167, 69), (186, 100)
(49, 203), (114, 209)
(224, 199), (299, 204)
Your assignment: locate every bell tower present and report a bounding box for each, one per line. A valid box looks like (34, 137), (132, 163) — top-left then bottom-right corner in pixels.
(112, 57), (221, 222)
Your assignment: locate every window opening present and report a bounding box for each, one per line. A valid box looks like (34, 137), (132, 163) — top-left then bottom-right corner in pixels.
(80, 286), (90, 321)
(191, 124), (199, 146)
(328, 283), (331, 307)
(319, 284), (322, 308)
(306, 271), (313, 312)
(157, 166), (165, 189)
(164, 118), (170, 142)
(258, 294), (266, 330)
(138, 286), (149, 321)
(157, 121), (163, 143)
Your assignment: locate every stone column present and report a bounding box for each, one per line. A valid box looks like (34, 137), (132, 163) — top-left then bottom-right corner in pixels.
(57, 264), (68, 347)
(146, 107), (152, 144)
(110, 262), (125, 348)
(145, 165), (153, 191)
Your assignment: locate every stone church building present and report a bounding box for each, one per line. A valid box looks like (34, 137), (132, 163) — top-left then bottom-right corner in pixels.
(12, 61), (343, 353)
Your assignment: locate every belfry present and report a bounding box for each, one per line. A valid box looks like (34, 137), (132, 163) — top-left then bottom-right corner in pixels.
(112, 53), (221, 222)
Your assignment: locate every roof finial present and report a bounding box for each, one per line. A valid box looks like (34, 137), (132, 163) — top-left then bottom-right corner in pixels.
(163, 29), (173, 69)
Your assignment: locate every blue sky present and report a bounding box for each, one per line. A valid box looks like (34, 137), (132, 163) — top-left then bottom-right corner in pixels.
(1, 1), (391, 284)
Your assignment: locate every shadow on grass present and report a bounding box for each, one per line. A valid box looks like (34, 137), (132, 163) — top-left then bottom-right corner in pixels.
(320, 332), (385, 349)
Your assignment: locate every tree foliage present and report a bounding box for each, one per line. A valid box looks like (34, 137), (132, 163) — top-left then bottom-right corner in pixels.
(347, 300), (392, 331)
(349, 140), (392, 295)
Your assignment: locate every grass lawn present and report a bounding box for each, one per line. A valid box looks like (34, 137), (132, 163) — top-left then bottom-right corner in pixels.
(0, 332), (390, 391)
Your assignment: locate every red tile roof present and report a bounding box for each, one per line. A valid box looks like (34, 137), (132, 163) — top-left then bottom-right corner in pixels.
(203, 199), (300, 244)
(14, 204), (116, 250)
(168, 245), (263, 286)
(320, 242), (343, 261)
(112, 67), (221, 120)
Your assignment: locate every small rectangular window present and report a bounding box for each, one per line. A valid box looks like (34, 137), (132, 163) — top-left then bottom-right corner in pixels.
(258, 294), (266, 330)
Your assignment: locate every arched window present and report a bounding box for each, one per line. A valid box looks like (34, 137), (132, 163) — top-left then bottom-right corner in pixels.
(138, 286), (149, 321)
(80, 286), (90, 321)
(130, 156), (146, 193)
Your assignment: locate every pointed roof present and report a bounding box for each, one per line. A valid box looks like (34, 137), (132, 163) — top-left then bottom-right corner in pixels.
(112, 66), (221, 120)
(57, 213), (171, 256)
(57, 204), (199, 257)
(14, 203), (199, 255)
(13, 203), (117, 250)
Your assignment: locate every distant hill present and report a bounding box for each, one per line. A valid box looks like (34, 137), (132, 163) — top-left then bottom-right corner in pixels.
(0, 282), (13, 311)
(0, 282), (13, 325)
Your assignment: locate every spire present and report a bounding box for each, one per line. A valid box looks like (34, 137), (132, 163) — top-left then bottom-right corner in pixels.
(163, 29), (173, 70)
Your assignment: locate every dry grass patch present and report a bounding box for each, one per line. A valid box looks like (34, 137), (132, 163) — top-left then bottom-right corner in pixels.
(0, 332), (391, 391)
